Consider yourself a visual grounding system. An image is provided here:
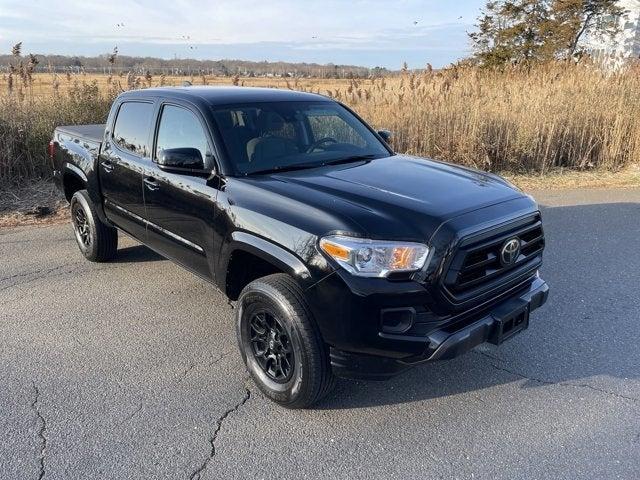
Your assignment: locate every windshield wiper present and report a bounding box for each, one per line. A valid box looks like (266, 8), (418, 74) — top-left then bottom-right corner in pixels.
(247, 163), (323, 176)
(247, 155), (378, 176)
(324, 154), (378, 166)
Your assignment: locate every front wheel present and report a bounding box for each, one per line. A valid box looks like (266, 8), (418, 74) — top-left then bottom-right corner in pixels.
(70, 190), (118, 262)
(236, 273), (335, 409)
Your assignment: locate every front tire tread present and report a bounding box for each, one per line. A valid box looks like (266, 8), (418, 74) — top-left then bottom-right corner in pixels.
(238, 273), (335, 409)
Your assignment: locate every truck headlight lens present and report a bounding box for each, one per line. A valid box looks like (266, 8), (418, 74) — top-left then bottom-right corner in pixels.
(319, 235), (429, 278)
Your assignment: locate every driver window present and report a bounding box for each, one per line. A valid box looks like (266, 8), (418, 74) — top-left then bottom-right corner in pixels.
(307, 111), (367, 148)
(156, 105), (212, 166)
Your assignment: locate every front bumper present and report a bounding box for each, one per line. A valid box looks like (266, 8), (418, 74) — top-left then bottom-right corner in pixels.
(326, 276), (548, 380)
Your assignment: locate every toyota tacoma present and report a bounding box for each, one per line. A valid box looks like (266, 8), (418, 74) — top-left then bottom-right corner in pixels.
(50, 86), (548, 408)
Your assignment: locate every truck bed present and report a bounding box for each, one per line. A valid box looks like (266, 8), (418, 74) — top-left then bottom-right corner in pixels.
(56, 124), (105, 144)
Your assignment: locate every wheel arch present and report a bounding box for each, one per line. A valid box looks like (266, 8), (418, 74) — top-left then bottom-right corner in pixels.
(223, 231), (313, 300)
(61, 162), (112, 227)
(62, 165), (88, 202)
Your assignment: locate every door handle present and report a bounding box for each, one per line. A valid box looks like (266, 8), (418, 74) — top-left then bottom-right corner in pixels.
(143, 177), (160, 191)
(100, 160), (114, 173)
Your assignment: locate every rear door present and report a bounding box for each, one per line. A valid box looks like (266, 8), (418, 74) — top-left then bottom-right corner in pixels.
(100, 100), (154, 240)
(141, 102), (218, 279)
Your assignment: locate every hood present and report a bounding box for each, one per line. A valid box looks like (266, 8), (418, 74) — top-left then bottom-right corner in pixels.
(248, 155), (526, 241)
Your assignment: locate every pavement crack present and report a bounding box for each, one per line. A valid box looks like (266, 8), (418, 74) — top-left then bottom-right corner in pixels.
(474, 350), (639, 405)
(0, 262), (136, 297)
(189, 388), (251, 480)
(176, 351), (234, 385)
(0, 238), (34, 245)
(176, 361), (197, 384)
(118, 402), (143, 426)
(0, 263), (82, 293)
(206, 351), (234, 368)
(31, 383), (47, 480)
(0, 263), (76, 283)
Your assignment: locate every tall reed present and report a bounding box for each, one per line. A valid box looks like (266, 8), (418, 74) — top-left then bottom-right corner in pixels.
(0, 81), (115, 184)
(339, 62), (640, 173)
(1, 61), (638, 186)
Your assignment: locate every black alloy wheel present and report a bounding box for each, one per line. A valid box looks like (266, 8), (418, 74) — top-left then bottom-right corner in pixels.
(72, 202), (92, 248)
(249, 310), (294, 383)
(69, 189), (118, 262)
(236, 273), (335, 408)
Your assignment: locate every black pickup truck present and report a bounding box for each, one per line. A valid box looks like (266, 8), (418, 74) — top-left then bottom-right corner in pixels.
(51, 86), (548, 408)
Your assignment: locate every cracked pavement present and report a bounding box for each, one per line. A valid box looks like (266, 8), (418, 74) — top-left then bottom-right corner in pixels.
(1, 188), (639, 479)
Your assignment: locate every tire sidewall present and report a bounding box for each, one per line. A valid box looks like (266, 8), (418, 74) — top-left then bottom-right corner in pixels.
(70, 191), (99, 260)
(236, 284), (308, 405)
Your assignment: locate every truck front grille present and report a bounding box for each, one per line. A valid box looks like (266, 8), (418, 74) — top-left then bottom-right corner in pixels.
(443, 214), (544, 301)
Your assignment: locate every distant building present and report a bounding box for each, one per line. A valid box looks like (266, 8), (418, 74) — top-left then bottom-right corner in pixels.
(580, 0), (640, 69)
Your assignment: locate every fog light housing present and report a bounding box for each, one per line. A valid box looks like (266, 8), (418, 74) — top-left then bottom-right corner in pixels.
(380, 307), (415, 334)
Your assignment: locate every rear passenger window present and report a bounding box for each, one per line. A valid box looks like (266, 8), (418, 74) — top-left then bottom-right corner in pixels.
(112, 102), (154, 156)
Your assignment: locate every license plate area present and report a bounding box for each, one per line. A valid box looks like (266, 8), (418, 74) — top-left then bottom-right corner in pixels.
(488, 302), (530, 345)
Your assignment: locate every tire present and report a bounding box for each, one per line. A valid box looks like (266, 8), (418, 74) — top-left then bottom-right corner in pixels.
(236, 273), (335, 409)
(70, 190), (118, 262)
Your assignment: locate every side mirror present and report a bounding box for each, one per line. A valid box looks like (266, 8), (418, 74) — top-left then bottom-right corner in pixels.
(377, 129), (392, 143)
(157, 147), (205, 171)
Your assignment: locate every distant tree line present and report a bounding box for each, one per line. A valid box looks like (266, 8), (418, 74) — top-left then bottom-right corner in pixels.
(0, 49), (391, 78)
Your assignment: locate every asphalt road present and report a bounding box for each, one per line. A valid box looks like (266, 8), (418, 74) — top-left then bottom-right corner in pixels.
(1, 188), (639, 480)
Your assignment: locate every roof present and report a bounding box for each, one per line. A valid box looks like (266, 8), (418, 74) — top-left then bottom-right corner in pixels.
(119, 86), (332, 105)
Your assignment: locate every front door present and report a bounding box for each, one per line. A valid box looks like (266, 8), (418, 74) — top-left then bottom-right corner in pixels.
(142, 103), (218, 279)
(100, 100), (154, 240)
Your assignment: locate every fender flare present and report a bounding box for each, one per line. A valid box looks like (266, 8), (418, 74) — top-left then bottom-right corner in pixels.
(62, 163), (113, 227)
(62, 164), (88, 200)
(225, 231), (313, 287)
(64, 163), (88, 183)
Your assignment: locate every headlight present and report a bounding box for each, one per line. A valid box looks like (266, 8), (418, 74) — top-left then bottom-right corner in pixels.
(319, 235), (429, 278)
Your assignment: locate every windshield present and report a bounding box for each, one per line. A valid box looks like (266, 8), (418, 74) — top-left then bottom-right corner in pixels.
(210, 101), (391, 175)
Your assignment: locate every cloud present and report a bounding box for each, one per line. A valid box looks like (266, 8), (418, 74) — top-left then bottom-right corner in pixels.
(0, 0), (483, 67)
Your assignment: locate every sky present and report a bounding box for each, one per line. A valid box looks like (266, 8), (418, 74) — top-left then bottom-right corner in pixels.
(0, 0), (487, 69)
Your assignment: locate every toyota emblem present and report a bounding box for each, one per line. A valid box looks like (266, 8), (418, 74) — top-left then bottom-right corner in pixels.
(500, 237), (521, 266)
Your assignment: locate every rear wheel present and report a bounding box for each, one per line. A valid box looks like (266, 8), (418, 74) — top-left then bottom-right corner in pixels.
(236, 273), (335, 409)
(70, 190), (118, 262)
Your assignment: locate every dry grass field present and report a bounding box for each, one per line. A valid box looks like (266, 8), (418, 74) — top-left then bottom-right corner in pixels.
(0, 72), (353, 96)
(1, 62), (640, 187)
